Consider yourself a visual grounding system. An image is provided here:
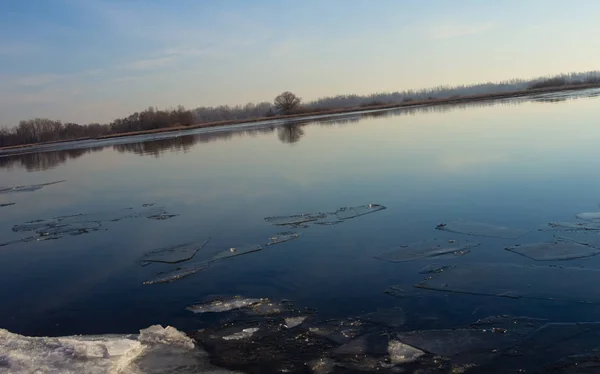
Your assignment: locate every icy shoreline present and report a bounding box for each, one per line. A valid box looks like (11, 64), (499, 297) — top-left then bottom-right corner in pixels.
(0, 325), (239, 374)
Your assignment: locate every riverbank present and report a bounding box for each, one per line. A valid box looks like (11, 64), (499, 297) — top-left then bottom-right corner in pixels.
(2, 82), (599, 153)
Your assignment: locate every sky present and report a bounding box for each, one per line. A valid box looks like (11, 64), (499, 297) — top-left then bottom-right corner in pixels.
(1, 0), (599, 126)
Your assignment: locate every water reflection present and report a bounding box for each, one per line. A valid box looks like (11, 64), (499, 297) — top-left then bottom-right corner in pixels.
(277, 124), (305, 144)
(0, 148), (103, 172)
(113, 135), (198, 158)
(1, 91), (597, 171)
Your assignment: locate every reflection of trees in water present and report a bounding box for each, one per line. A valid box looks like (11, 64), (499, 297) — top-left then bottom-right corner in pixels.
(2, 92), (592, 171)
(0, 148), (104, 172)
(113, 135), (197, 157)
(113, 127), (278, 156)
(277, 124), (305, 144)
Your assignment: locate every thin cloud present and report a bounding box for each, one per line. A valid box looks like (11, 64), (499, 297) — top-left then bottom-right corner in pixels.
(119, 56), (175, 71)
(430, 22), (496, 40)
(16, 74), (64, 87)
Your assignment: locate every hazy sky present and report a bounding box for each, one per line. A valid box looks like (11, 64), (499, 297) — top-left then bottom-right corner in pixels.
(1, 0), (599, 125)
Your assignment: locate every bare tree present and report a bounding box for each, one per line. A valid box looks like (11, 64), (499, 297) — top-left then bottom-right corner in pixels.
(274, 91), (302, 114)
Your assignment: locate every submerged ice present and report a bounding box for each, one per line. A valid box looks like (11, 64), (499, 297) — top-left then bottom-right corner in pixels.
(141, 239), (209, 265)
(334, 204), (386, 220)
(0, 180), (65, 194)
(7, 204), (179, 246)
(375, 239), (479, 263)
(415, 263), (600, 303)
(211, 244), (263, 261)
(505, 241), (600, 261)
(436, 221), (528, 239)
(264, 213), (326, 225)
(143, 265), (208, 285)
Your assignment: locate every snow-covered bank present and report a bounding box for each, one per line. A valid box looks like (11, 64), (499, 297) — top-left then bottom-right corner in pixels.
(0, 325), (239, 374)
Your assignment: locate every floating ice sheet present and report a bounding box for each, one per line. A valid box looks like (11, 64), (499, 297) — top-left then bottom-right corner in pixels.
(419, 264), (455, 274)
(576, 212), (600, 222)
(375, 239), (479, 263)
(334, 204), (386, 220)
(36, 222), (103, 237)
(313, 220), (343, 226)
(141, 239), (209, 265)
(505, 241), (600, 261)
(284, 316), (307, 329)
(557, 232), (600, 248)
(544, 222), (600, 231)
(0, 180), (65, 194)
(211, 244), (262, 261)
(12, 218), (60, 232)
(60, 206), (177, 224)
(143, 265), (208, 285)
(388, 340), (425, 364)
(186, 296), (263, 314)
(244, 300), (296, 316)
(415, 263), (600, 303)
(436, 221), (528, 239)
(221, 328), (259, 341)
(264, 213), (326, 225)
(395, 328), (519, 357)
(266, 232), (299, 246)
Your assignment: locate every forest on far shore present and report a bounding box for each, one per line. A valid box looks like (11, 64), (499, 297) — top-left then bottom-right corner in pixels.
(1, 71), (599, 148)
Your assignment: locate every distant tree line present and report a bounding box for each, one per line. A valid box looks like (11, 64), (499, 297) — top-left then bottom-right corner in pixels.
(1, 71), (599, 148)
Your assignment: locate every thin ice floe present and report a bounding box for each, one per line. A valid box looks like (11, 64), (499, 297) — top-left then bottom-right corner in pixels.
(186, 296), (263, 314)
(141, 239), (209, 265)
(12, 218), (60, 232)
(415, 263), (600, 303)
(388, 340), (425, 364)
(0, 325), (238, 374)
(543, 221), (600, 231)
(395, 328), (519, 357)
(436, 221), (528, 239)
(143, 265), (208, 285)
(211, 244), (263, 261)
(37, 222), (103, 237)
(266, 232), (299, 246)
(375, 239), (479, 263)
(576, 212), (600, 222)
(0, 180), (65, 194)
(264, 213), (326, 225)
(557, 232), (600, 248)
(313, 220), (343, 226)
(9, 205), (178, 245)
(244, 299), (296, 316)
(505, 241), (600, 261)
(221, 328), (259, 341)
(284, 316), (308, 329)
(419, 264), (455, 274)
(334, 204), (386, 220)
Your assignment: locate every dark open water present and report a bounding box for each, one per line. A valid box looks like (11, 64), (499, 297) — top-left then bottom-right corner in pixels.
(2, 88), (600, 372)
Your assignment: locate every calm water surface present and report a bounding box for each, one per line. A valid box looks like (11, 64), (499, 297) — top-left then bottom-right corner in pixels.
(2, 89), (600, 342)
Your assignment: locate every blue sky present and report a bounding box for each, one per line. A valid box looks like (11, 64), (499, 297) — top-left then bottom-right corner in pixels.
(1, 0), (599, 125)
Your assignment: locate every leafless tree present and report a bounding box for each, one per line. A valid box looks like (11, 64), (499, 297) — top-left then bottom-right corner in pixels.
(274, 91), (302, 114)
